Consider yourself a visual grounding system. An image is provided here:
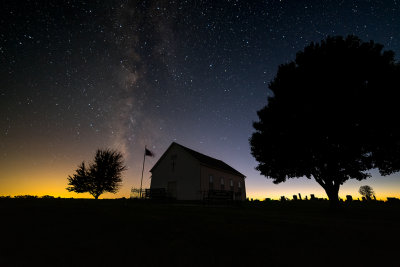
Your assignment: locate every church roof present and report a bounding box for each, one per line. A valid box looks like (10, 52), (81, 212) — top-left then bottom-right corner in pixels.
(150, 142), (245, 177)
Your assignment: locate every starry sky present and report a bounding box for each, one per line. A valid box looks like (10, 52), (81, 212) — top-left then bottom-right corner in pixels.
(1, 0), (400, 200)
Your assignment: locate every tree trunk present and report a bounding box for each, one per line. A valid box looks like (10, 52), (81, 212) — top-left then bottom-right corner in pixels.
(314, 177), (341, 208)
(323, 184), (340, 209)
(94, 195), (99, 200)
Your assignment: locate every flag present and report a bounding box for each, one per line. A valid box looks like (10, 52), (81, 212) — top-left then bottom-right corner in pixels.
(145, 148), (154, 157)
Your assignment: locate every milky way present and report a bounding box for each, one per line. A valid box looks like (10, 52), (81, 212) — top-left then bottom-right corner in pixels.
(1, 0), (399, 199)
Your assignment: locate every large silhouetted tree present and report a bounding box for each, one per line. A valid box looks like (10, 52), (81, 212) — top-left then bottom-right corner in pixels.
(250, 35), (400, 206)
(67, 149), (127, 199)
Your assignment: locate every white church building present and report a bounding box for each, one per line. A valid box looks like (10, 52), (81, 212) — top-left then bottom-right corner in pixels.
(149, 142), (246, 201)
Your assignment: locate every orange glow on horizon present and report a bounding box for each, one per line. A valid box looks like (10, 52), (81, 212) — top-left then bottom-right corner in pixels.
(1, 156), (400, 201)
(1, 177), (399, 201)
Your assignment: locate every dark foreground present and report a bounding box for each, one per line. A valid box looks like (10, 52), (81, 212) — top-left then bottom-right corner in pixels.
(1, 199), (399, 267)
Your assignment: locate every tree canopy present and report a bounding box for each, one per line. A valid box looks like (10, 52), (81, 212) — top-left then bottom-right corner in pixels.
(359, 185), (375, 200)
(250, 35), (400, 205)
(67, 149), (127, 199)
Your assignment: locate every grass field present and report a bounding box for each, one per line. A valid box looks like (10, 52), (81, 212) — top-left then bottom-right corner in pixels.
(1, 198), (399, 266)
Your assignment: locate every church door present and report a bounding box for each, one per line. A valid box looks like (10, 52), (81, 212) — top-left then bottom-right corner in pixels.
(168, 181), (177, 199)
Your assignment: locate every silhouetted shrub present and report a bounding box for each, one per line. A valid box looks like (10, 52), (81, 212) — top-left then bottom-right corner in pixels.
(14, 195), (38, 199)
(41, 195), (55, 199)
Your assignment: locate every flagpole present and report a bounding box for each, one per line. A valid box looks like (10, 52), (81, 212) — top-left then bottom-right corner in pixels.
(139, 146), (146, 198)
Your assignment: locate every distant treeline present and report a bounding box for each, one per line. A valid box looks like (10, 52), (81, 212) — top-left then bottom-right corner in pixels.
(0, 195), (131, 200)
(249, 195), (400, 203)
(1, 195), (399, 203)
(0, 195), (57, 199)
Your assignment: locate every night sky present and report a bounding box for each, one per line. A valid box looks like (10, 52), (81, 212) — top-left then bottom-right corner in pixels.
(1, 0), (400, 199)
